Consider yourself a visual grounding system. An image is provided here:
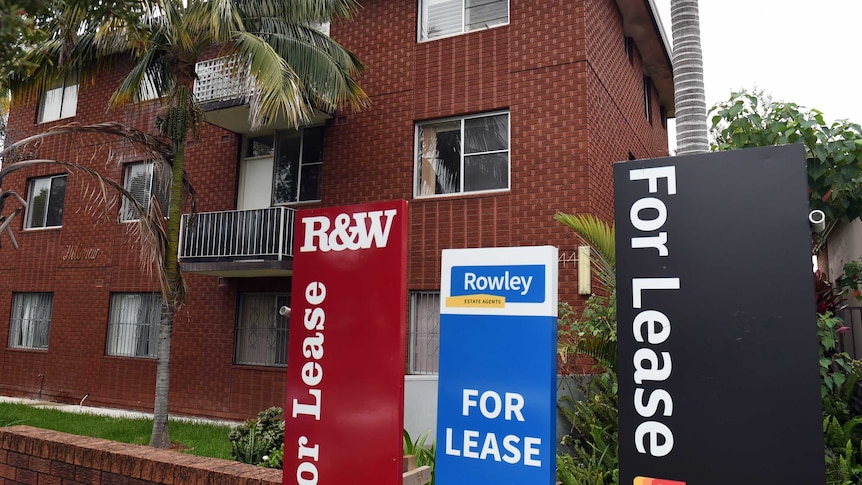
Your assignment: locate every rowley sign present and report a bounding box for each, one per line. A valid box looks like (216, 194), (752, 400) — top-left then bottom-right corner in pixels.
(284, 200), (408, 485)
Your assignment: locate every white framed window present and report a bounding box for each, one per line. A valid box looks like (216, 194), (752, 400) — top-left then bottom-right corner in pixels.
(25, 174), (67, 229)
(106, 293), (160, 358)
(234, 293), (290, 367)
(8, 293), (53, 350)
(408, 291), (440, 375)
(419, 0), (509, 41)
(38, 72), (78, 123)
(415, 111), (509, 197)
(120, 161), (170, 221)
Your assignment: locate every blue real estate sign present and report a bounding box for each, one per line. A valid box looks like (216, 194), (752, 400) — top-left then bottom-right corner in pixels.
(435, 246), (558, 485)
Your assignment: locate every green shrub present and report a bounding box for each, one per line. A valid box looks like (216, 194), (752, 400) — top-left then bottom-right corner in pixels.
(403, 429), (436, 485)
(228, 407), (284, 467)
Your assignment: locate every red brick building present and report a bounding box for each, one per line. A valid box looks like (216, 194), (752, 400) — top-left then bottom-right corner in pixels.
(0, 0), (673, 422)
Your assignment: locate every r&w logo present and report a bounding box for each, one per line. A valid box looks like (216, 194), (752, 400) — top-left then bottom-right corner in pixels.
(299, 209), (397, 252)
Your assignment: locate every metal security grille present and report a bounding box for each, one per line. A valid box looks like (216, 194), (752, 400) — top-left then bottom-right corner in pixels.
(235, 293), (290, 367)
(408, 291), (440, 374)
(106, 293), (161, 358)
(8, 293), (53, 350)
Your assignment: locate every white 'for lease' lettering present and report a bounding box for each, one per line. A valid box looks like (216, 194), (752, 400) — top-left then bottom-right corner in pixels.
(627, 166), (679, 458)
(292, 281), (327, 485)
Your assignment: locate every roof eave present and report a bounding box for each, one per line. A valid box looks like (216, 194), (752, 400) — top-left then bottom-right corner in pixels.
(615, 0), (675, 117)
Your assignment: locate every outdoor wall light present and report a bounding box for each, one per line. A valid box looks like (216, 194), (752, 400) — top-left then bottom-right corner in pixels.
(809, 210), (826, 233)
(578, 245), (591, 295)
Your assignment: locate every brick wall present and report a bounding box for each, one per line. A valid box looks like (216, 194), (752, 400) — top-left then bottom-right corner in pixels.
(0, 426), (281, 485)
(331, 0), (668, 305)
(0, 0), (670, 420)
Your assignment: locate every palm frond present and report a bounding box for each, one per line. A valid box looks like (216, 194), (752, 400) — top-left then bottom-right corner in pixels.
(554, 212), (615, 290)
(253, 20), (367, 113)
(233, 31), (311, 129)
(236, 0), (362, 24)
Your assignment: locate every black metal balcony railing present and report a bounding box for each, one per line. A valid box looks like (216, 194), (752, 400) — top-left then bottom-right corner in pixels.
(179, 207), (295, 261)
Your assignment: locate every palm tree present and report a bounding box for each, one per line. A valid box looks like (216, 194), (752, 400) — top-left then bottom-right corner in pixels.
(670, 0), (708, 154)
(9, 0), (367, 448)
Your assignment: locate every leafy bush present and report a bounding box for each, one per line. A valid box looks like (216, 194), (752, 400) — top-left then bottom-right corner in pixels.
(228, 407), (284, 467)
(403, 429), (435, 485)
(260, 443), (284, 469)
(557, 371), (619, 485)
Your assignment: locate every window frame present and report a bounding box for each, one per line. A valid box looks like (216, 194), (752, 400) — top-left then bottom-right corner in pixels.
(418, 0), (510, 42)
(643, 77), (652, 123)
(37, 72), (79, 123)
(243, 125), (326, 206)
(105, 293), (161, 359)
(414, 110), (511, 198)
(272, 126), (325, 205)
(408, 291), (440, 375)
(120, 161), (170, 222)
(234, 292), (290, 367)
(8, 293), (53, 350)
(24, 174), (67, 230)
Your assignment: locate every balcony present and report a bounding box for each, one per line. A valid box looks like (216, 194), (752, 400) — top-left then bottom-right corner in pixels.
(179, 207), (295, 277)
(194, 55), (331, 134)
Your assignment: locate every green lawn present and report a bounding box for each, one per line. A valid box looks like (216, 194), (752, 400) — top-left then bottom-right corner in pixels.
(0, 402), (234, 460)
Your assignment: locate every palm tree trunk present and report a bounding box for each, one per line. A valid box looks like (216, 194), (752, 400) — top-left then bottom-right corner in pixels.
(150, 294), (174, 448)
(671, 0), (709, 154)
(149, 119), (188, 449)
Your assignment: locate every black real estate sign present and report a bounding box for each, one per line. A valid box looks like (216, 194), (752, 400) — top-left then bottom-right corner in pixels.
(614, 145), (825, 484)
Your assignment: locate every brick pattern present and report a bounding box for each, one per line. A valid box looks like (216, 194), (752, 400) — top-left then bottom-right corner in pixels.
(0, 0), (669, 420)
(0, 426), (281, 485)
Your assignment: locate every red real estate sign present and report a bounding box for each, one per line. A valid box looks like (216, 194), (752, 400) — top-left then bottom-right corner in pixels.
(284, 200), (408, 485)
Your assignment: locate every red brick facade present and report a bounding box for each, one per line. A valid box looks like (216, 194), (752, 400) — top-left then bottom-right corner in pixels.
(0, 0), (670, 420)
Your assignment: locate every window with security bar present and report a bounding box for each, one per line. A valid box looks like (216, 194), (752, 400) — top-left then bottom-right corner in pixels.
(106, 293), (161, 358)
(235, 293), (290, 366)
(408, 291), (440, 374)
(8, 293), (53, 350)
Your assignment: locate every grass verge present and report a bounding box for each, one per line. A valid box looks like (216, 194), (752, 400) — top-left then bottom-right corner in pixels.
(0, 402), (233, 460)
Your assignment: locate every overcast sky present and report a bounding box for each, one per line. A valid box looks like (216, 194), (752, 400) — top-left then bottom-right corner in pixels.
(652, 0), (862, 148)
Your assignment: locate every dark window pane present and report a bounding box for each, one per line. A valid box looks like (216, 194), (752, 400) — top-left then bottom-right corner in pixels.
(464, 152), (508, 191)
(246, 135), (275, 158)
(464, 114), (508, 153)
(45, 176), (66, 227)
(302, 127), (325, 163)
(274, 132), (301, 203)
(299, 164), (322, 202)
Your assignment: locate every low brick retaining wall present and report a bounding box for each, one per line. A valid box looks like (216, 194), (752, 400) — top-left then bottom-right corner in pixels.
(0, 425), (282, 484)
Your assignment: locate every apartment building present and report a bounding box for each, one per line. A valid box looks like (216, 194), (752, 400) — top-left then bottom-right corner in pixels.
(0, 0), (673, 422)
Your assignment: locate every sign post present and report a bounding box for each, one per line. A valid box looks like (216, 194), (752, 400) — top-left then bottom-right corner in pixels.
(284, 200), (408, 485)
(614, 145), (825, 484)
(435, 246), (558, 484)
